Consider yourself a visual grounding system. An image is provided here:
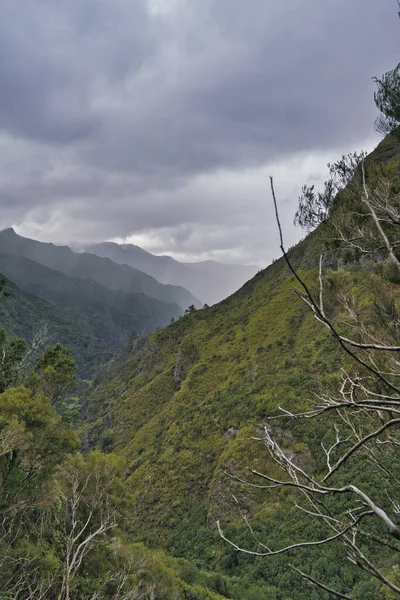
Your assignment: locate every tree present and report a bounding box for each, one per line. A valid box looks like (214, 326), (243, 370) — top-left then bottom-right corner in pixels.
(374, 64), (400, 137)
(219, 163), (400, 597)
(0, 387), (77, 598)
(20, 321), (53, 370)
(373, 3), (400, 138)
(29, 343), (76, 405)
(54, 451), (125, 600)
(185, 305), (197, 315)
(294, 151), (366, 232)
(0, 329), (27, 392)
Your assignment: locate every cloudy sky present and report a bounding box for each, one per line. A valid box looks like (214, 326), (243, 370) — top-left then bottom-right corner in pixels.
(0, 0), (399, 266)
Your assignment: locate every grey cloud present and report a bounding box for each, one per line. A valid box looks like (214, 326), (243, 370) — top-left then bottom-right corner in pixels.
(88, 0), (399, 175)
(0, 0), (398, 263)
(0, 0), (152, 143)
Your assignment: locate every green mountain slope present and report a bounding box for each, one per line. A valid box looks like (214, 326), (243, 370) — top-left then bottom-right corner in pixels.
(83, 251), (354, 598)
(0, 254), (183, 377)
(83, 241), (331, 523)
(82, 135), (400, 598)
(0, 276), (110, 377)
(0, 228), (201, 309)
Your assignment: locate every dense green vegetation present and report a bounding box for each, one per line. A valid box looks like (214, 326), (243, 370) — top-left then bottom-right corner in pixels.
(80, 133), (400, 598)
(0, 311), (243, 599)
(0, 253), (183, 376)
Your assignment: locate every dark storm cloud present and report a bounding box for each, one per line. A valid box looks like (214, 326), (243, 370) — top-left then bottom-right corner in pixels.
(0, 0), (152, 143)
(85, 0), (399, 178)
(0, 0), (399, 263)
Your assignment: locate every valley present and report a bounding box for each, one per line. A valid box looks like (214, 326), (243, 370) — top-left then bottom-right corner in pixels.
(0, 3), (399, 597)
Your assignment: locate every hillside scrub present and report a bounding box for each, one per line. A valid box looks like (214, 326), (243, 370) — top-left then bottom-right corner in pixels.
(78, 129), (400, 599)
(218, 163), (400, 597)
(2, 142), (400, 600)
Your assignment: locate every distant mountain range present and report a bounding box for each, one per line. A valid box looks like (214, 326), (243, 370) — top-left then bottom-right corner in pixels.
(0, 228), (257, 376)
(0, 229), (200, 309)
(0, 229), (198, 376)
(75, 242), (258, 305)
(0, 252), (183, 373)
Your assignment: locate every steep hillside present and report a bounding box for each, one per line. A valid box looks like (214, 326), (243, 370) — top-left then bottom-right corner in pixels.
(0, 229), (200, 309)
(78, 241), (258, 305)
(83, 135), (400, 598)
(0, 254), (183, 376)
(83, 243), (354, 595)
(0, 276), (110, 378)
(83, 236), (332, 512)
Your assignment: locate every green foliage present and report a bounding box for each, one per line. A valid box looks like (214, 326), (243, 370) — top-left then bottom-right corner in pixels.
(374, 63), (400, 137)
(82, 256), (360, 596)
(0, 312), (231, 598)
(0, 328), (27, 392)
(28, 342), (76, 404)
(0, 386), (78, 520)
(81, 134), (400, 598)
(0, 385), (197, 599)
(294, 151), (366, 231)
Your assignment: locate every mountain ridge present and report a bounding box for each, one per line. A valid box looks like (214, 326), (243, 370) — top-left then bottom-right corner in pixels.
(0, 228), (201, 309)
(0, 252), (183, 377)
(74, 240), (258, 305)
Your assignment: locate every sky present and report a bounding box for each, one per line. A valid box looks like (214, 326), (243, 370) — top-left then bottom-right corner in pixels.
(0, 0), (399, 267)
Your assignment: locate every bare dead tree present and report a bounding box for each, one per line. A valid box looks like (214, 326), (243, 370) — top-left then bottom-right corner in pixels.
(219, 168), (400, 598)
(55, 454), (119, 600)
(19, 322), (53, 370)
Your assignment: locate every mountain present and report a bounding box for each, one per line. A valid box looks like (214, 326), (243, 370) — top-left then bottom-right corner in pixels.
(82, 236), (353, 597)
(0, 254), (183, 377)
(0, 275), (111, 378)
(83, 234), (326, 536)
(0, 228), (200, 310)
(75, 241), (258, 305)
(81, 135), (400, 597)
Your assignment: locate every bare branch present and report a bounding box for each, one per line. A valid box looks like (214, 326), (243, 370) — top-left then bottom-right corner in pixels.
(323, 418), (400, 482)
(290, 565), (354, 599)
